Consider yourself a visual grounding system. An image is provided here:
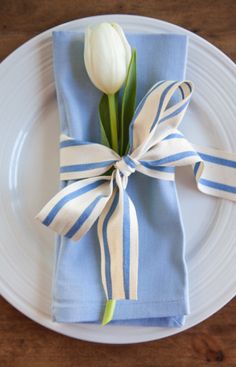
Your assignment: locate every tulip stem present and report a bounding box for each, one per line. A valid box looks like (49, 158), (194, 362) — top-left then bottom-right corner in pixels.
(102, 300), (116, 326)
(108, 94), (118, 153)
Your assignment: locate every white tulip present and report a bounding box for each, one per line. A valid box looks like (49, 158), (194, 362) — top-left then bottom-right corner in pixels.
(84, 22), (131, 95)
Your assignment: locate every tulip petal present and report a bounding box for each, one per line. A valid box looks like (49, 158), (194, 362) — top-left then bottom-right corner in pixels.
(111, 23), (131, 68)
(84, 23), (132, 94)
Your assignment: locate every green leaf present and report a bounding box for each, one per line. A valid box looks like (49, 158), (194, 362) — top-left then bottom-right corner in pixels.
(120, 49), (137, 155)
(99, 94), (111, 147)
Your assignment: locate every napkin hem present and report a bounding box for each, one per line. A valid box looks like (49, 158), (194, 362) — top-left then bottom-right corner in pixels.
(52, 297), (189, 327)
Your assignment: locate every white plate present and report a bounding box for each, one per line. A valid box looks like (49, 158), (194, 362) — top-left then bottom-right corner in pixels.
(0, 15), (236, 344)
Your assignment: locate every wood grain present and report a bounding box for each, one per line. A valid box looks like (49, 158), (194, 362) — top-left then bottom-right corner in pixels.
(0, 296), (236, 367)
(1, 0), (236, 61)
(0, 0), (235, 366)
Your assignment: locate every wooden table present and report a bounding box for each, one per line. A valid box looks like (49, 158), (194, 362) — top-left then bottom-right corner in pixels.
(0, 1), (235, 366)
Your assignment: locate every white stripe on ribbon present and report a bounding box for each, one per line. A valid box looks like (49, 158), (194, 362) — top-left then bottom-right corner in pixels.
(36, 80), (236, 301)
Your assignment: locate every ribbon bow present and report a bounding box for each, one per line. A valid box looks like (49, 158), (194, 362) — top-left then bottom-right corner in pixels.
(37, 80), (236, 302)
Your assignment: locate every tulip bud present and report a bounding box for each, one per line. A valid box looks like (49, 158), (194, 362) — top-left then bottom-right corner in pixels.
(84, 22), (131, 95)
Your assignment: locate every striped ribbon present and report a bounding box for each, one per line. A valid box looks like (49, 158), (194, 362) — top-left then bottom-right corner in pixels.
(37, 81), (236, 301)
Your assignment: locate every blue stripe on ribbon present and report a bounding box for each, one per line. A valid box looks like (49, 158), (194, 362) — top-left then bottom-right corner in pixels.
(150, 81), (177, 131)
(43, 180), (106, 226)
(179, 85), (185, 99)
(163, 133), (184, 140)
(140, 161), (175, 173)
(65, 195), (104, 238)
(60, 160), (115, 173)
(199, 178), (236, 194)
(158, 99), (190, 124)
(129, 81), (166, 152)
(186, 82), (192, 93)
(102, 190), (119, 299)
(123, 192), (130, 299)
(146, 151), (199, 166)
(131, 81), (166, 125)
(198, 152), (236, 168)
(60, 140), (91, 148)
(194, 161), (201, 176)
(123, 155), (136, 169)
(60, 139), (93, 148)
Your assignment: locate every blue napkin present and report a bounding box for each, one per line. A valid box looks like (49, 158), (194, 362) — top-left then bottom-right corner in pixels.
(52, 31), (189, 326)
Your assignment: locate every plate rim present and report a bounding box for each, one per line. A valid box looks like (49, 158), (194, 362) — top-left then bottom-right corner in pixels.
(0, 14), (236, 344)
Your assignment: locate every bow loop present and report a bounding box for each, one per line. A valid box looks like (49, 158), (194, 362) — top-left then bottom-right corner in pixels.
(59, 134), (119, 181)
(129, 81), (193, 158)
(36, 176), (114, 242)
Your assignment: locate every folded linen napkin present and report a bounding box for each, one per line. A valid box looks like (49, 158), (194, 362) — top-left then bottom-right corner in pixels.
(51, 30), (188, 326)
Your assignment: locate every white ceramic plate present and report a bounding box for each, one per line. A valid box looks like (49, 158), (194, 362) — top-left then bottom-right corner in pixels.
(0, 15), (236, 344)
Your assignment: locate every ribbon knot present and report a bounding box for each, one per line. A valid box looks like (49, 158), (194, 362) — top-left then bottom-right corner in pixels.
(115, 155), (137, 177)
(37, 80), (236, 304)
(114, 155), (139, 189)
